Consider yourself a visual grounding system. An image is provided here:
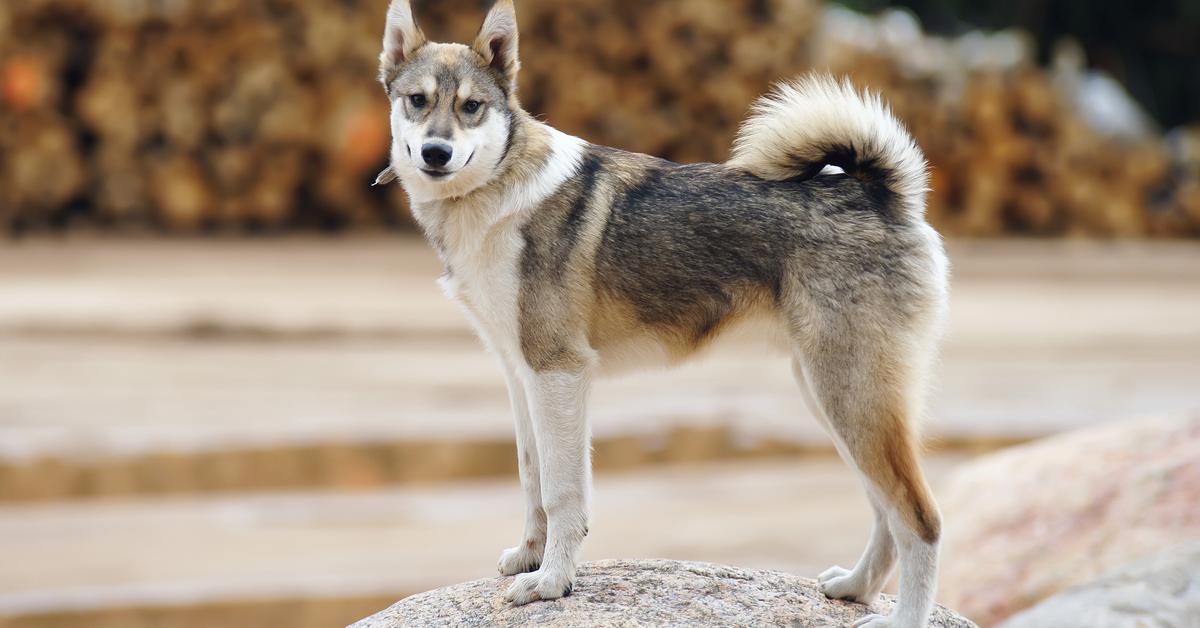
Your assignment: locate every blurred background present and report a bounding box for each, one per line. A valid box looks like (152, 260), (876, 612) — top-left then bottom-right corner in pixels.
(1, 0), (1198, 627)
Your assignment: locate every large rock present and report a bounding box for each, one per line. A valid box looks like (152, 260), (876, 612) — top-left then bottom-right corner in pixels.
(351, 559), (976, 627)
(939, 415), (1200, 625)
(1001, 542), (1200, 628)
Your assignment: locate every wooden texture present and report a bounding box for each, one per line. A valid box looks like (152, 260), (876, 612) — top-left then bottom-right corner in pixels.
(0, 0), (1196, 236)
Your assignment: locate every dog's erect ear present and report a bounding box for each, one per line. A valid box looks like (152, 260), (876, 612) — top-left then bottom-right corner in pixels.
(472, 0), (520, 92)
(379, 0), (426, 88)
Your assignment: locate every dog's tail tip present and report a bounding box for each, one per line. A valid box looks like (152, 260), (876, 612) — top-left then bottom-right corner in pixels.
(727, 74), (928, 219)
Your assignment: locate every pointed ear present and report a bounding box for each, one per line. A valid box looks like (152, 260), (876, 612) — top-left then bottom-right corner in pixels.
(379, 0), (426, 89)
(472, 0), (520, 92)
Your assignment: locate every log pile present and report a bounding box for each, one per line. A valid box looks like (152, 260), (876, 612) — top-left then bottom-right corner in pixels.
(0, 0), (1197, 236)
(814, 8), (1200, 237)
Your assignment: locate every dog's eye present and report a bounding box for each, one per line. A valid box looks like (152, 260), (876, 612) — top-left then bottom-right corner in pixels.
(409, 94), (427, 108)
(463, 100), (482, 114)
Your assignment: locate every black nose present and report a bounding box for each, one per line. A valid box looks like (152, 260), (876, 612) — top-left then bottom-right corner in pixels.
(421, 143), (452, 168)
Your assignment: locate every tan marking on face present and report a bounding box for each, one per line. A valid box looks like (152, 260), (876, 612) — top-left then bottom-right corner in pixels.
(421, 75), (436, 96)
(457, 79), (474, 102)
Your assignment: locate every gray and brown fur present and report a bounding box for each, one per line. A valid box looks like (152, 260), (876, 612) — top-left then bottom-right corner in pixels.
(517, 144), (944, 540)
(378, 2), (947, 626)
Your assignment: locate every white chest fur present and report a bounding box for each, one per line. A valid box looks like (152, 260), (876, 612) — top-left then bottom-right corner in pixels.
(429, 128), (587, 366)
(437, 220), (525, 363)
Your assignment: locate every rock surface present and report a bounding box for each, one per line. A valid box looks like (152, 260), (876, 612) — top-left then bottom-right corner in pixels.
(351, 559), (976, 627)
(1001, 542), (1200, 628)
(939, 415), (1200, 625)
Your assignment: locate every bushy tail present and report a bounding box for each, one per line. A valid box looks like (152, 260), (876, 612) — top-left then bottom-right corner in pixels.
(728, 75), (928, 219)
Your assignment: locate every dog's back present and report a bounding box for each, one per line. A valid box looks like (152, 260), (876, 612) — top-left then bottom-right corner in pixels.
(514, 113), (946, 377)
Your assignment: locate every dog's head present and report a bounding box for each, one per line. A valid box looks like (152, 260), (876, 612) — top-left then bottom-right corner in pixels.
(376, 0), (520, 202)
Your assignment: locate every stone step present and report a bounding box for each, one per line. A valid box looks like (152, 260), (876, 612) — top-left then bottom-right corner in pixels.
(0, 457), (967, 627)
(4, 238), (1200, 342)
(1, 238), (1198, 501)
(0, 238), (453, 339)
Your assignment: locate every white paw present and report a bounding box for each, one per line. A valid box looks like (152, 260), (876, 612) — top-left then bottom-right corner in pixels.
(818, 565), (852, 583)
(505, 567), (574, 605)
(852, 613), (894, 628)
(497, 542), (543, 576)
(818, 565), (878, 604)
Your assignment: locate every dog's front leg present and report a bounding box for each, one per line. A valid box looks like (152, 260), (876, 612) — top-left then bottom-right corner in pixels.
(497, 365), (547, 575)
(504, 366), (592, 604)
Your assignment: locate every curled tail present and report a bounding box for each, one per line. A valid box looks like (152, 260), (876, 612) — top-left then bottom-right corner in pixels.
(728, 75), (929, 219)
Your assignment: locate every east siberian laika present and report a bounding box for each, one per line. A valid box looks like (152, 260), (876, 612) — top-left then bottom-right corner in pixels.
(375, 1), (949, 626)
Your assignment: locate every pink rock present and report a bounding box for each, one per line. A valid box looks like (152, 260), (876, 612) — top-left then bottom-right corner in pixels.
(939, 415), (1200, 625)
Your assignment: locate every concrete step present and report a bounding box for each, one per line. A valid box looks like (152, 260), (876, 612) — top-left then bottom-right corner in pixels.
(1, 238), (1198, 500)
(4, 237), (1199, 340)
(0, 457), (967, 627)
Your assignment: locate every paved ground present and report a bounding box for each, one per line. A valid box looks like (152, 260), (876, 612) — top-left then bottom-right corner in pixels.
(1, 238), (1197, 463)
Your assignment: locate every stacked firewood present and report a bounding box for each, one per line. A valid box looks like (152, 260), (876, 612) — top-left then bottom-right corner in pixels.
(0, 0), (401, 232)
(0, 0), (1196, 236)
(814, 7), (1200, 237)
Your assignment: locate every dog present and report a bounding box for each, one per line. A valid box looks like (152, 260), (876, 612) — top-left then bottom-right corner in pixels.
(375, 2), (948, 626)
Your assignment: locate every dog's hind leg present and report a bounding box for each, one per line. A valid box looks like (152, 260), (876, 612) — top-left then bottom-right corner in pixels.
(820, 501), (899, 603)
(497, 364), (547, 576)
(794, 331), (940, 628)
(793, 358), (898, 603)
